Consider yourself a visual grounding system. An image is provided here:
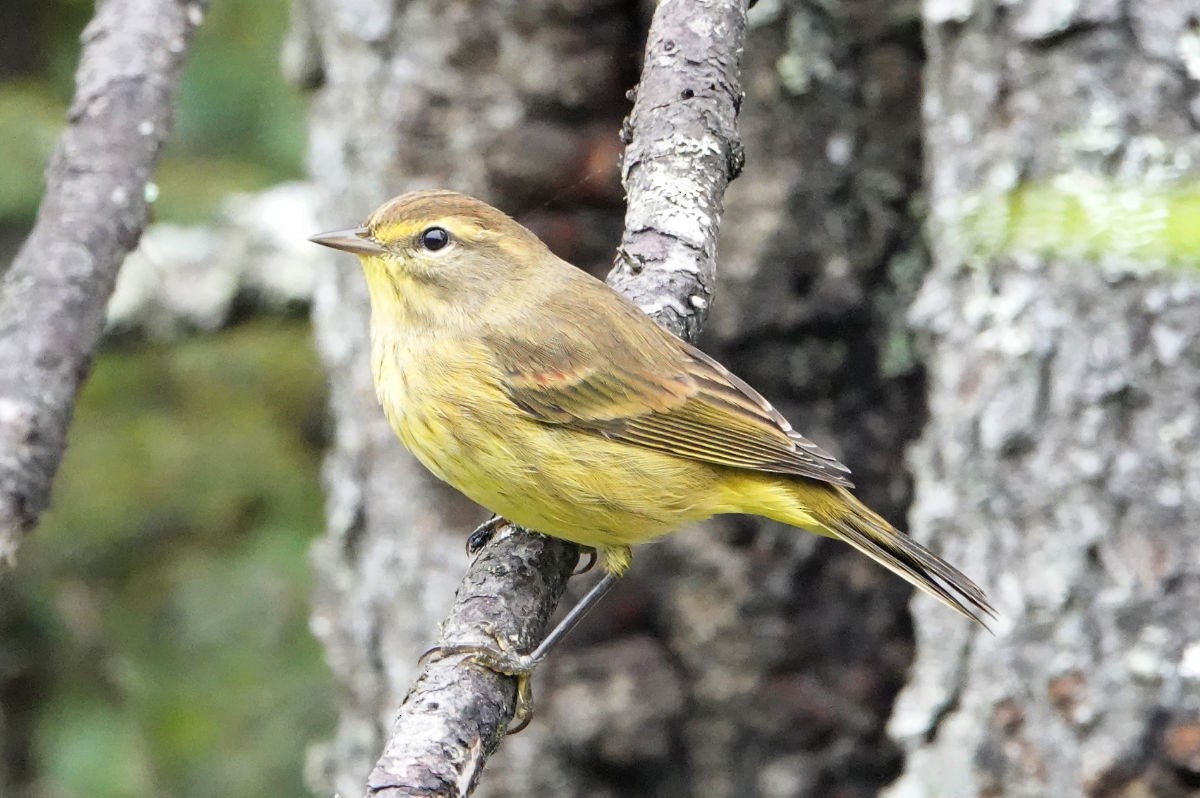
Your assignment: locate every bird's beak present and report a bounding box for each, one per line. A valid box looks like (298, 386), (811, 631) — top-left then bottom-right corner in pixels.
(308, 226), (388, 256)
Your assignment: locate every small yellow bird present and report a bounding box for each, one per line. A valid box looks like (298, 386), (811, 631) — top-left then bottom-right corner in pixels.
(310, 190), (992, 705)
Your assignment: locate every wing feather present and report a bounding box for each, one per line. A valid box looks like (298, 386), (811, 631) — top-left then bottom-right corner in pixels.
(484, 307), (853, 487)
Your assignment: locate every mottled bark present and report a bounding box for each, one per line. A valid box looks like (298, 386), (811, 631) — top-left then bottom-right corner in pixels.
(609, 0), (747, 340)
(0, 0), (209, 561)
(298, 1), (935, 796)
(887, 3), (1200, 797)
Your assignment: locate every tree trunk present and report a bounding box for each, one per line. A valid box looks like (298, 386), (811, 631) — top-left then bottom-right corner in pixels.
(887, 3), (1200, 797)
(294, 1), (936, 796)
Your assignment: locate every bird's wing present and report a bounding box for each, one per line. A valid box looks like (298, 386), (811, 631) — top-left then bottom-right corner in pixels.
(483, 304), (854, 487)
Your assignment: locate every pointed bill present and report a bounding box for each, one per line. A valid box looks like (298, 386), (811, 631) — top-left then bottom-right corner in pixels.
(308, 226), (387, 256)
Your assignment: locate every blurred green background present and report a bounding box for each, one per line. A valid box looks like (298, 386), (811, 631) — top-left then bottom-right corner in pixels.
(0, 2), (334, 797)
(0, 0), (307, 227)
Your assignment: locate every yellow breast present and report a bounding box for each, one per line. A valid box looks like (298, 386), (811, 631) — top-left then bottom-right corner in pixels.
(369, 333), (725, 550)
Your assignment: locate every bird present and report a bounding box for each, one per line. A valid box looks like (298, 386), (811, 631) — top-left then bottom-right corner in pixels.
(310, 189), (993, 725)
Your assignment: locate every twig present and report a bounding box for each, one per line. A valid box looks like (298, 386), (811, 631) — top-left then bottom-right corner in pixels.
(361, 1), (751, 795)
(0, 0), (210, 561)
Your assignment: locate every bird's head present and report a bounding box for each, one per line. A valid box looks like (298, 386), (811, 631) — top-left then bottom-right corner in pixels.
(310, 190), (551, 325)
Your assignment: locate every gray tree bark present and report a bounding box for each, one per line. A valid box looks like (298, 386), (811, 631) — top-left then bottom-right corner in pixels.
(887, 2), (1200, 797)
(0, 0), (209, 561)
(295, 1), (940, 796)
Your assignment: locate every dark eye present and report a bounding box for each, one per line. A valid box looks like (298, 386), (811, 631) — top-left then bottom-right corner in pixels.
(419, 226), (450, 252)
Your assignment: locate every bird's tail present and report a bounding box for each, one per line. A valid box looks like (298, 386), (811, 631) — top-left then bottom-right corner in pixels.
(817, 485), (994, 625)
(731, 477), (995, 625)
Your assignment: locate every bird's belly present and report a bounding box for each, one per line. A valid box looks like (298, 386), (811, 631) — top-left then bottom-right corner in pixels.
(395, 401), (723, 549)
(373, 334), (725, 548)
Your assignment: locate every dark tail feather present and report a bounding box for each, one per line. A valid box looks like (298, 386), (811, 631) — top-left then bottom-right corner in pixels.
(820, 487), (996, 627)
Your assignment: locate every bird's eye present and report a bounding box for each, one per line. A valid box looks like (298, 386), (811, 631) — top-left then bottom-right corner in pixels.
(419, 226), (450, 252)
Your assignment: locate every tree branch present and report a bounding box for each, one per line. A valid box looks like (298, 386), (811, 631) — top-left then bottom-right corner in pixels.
(361, 1), (751, 795)
(0, 0), (209, 561)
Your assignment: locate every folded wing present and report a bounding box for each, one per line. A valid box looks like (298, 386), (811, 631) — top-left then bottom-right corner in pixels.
(484, 305), (853, 488)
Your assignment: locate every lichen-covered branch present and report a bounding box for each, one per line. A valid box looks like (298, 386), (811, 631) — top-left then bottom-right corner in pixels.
(0, 0), (209, 561)
(360, 1), (750, 795)
(365, 531), (579, 797)
(610, 0), (748, 340)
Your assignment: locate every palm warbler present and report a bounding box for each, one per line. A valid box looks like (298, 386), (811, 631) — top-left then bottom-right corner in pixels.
(310, 190), (992, 704)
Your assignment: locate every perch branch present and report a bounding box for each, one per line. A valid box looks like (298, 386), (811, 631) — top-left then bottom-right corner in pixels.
(0, 0), (209, 561)
(362, 1), (751, 796)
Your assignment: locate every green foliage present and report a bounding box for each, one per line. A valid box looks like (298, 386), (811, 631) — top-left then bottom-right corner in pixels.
(171, 1), (308, 173)
(158, 0), (308, 222)
(17, 320), (333, 798)
(0, 83), (68, 221)
(0, 0), (306, 226)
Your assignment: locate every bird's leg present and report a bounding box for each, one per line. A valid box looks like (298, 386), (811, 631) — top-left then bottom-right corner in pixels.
(421, 567), (624, 733)
(522, 568), (621, 665)
(466, 515), (509, 556)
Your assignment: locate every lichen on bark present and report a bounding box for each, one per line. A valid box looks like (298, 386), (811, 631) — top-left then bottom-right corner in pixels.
(886, 3), (1200, 796)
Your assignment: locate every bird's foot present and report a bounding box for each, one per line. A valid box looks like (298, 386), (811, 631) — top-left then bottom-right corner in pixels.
(420, 642), (537, 734)
(419, 568), (626, 734)
(466, 515), (510, 556)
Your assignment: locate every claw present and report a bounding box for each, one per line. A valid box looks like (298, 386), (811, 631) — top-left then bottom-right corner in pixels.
(509, 672), (533, 734)
(415, 570), (625, 736)
(420, 643), (536, 734)
(572, 546), (598, 576)
(466, 515), (509, 556)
